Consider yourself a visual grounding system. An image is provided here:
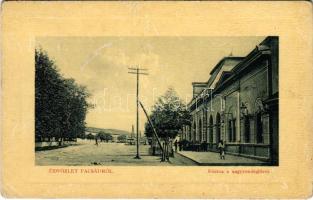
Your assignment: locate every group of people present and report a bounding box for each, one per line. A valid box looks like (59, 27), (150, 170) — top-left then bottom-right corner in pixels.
(174, 139), (226, 160)
(173, 140), (183, 152)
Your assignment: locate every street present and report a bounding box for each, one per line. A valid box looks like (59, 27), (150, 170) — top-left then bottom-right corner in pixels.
(35, 140), (197, 166)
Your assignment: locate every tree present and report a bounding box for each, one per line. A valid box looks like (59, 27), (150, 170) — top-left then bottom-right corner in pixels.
(106, 134), (113, 142)
(97, 131), (105, 142)
(77, 129), (87, 139)
(117, 134), (127, 142)
(35, 49), (91, 143)
(97, 131), (113, 142)
(86, 133), (95, 140)
(144, 88), (191, 139)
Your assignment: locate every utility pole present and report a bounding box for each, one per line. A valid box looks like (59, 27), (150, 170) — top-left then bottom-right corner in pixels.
(131, 125), (134, 139)
(128, 67), (148, 159)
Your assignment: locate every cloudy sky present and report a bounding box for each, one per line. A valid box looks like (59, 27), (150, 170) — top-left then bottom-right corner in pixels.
(36, 36), (265, 132)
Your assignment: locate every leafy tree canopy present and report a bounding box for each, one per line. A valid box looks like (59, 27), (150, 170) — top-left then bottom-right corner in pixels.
(97, 131), (113, 141)
(35, 49), (91, 142)
(86, 133), (95, 140)
(117, 134), (127, 141)
(144, 88), (191, 139)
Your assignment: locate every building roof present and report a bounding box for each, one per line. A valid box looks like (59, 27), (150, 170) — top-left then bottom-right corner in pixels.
(207, 57), (244, 89)
(212, 38), (274, 94)
(209, 57), (244, 75)
(187, 36), (277, 111)
(187, 57), (243, 108)
(192, 82), (207, 86)
(214, 71), (233, 88)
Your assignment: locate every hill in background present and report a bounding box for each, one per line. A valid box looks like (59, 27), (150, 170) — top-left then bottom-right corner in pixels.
(85, 127), (131, 136)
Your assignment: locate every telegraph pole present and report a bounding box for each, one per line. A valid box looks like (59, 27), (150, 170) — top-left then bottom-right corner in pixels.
(131, 125), (134, 139)
(128, 67), (148, 159)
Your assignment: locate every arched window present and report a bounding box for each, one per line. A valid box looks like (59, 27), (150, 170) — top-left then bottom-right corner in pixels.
(204, 112), (208, 142)
(232, 119), (236, 142)
(256, 112), (263, 143)
(192, 121), (196, 142)
(199, 119), (202, 142)
(244, 116), (250, 143)
(228, 118), (236, 142)
(209, 115), (213, 144)
(216, 113), (221, 143)
(204, 126), (207, 142)
(228, 120), (232, 142)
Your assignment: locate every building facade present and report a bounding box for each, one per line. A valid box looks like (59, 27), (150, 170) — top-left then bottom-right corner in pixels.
(181, 37), (279, 165)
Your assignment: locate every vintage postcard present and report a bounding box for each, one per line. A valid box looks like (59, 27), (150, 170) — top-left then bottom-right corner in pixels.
(1, 1), (312, 198)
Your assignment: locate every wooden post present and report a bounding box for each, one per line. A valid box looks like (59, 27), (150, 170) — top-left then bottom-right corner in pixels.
(128, 67), (148, 159)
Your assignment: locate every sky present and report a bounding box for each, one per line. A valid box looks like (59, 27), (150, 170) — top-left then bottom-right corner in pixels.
(36, 36), (265, 132)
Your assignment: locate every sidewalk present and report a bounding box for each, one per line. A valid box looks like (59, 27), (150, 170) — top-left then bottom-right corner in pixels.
(177, 150), (269, 166)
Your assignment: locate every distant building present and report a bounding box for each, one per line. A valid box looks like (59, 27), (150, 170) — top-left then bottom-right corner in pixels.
(181, 37), (278, 165)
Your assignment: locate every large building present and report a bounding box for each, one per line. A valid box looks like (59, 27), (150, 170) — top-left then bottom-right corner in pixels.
(181, 37), (278, 165)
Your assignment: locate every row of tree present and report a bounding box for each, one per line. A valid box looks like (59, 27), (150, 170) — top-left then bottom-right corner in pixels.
(144, 88), (191, 140)
(35, 49), (91, 143)
(85, 132), (112, 141)
(85, 132), (127, 143)
(97, 131), (113, 142)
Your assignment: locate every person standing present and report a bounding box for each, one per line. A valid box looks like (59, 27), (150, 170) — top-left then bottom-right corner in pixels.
(218, 140), (225, 159)
(174, 140), (178, 152)
(95, 137), (98, 146)
(178, 141), (182, 151)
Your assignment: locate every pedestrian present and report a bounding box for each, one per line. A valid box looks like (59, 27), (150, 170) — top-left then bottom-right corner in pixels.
(95, 137), (98, 146)
(174, 140), (178, 152)
(178, 141), (182, 151)
(218, 140), (225, 160)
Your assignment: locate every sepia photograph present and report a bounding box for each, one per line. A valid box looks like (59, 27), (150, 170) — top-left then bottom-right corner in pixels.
(2, 1), (312, 198)
(35, 36), (279, 166)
